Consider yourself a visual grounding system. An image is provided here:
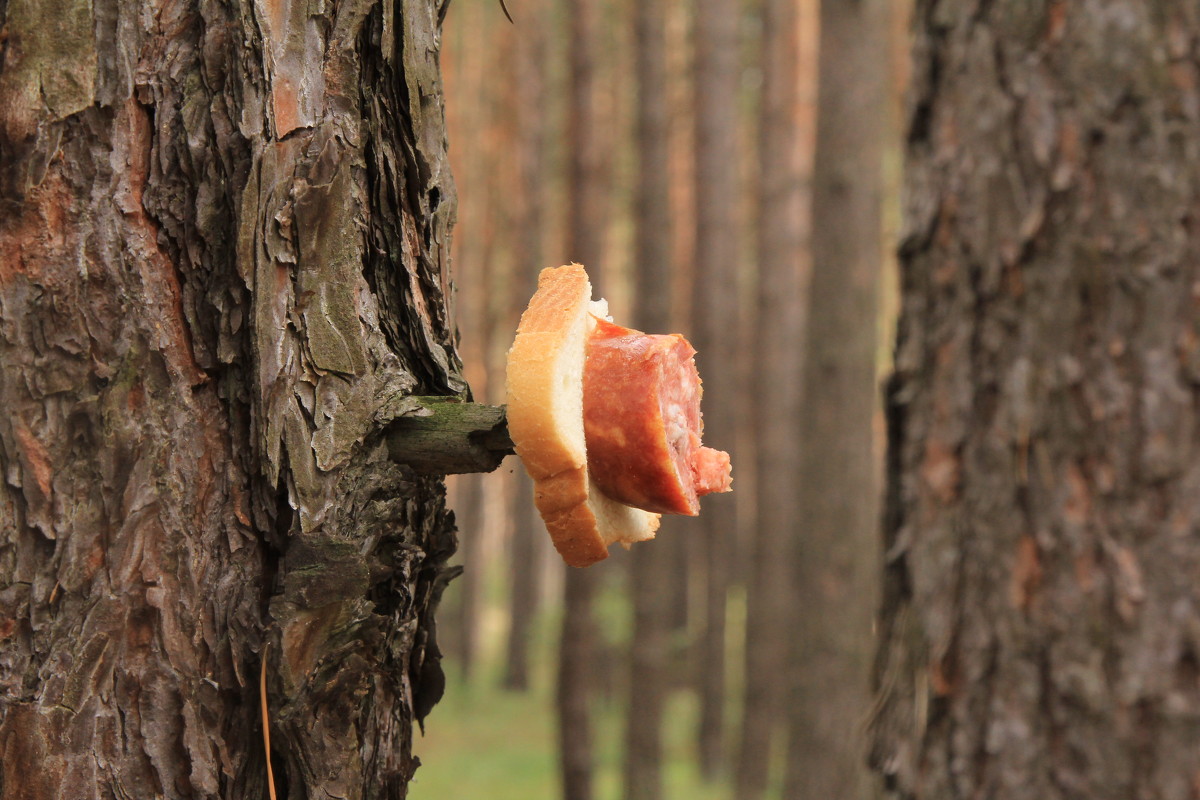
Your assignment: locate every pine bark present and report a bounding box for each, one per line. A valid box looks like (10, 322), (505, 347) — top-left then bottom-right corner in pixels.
(0, 1), (461, 798)
(784, 0), (887, 797)
(871, 3), (1200, 799)
(691, 0), (740, 777)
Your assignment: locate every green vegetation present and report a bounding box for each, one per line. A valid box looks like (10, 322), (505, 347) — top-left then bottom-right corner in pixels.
(411, 582), (736, 800)
(412, 672), (734, 800)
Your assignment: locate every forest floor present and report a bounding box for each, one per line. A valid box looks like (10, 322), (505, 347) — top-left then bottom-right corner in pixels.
(410, 580), (740, 800)
(411, 676), (733, 799)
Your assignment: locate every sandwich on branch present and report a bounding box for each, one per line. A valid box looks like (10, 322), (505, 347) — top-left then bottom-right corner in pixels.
(505, 264), (732, 568)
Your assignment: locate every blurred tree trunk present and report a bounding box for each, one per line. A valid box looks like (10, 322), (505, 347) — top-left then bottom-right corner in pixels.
(623, 0), (674, 797)
(784, 0), (887, 797)
(871, 4), (1200, 798)
(558, 0), (604, 797)
(559, 567), (597, 800)
(441, 0), (495, 682)
(692, 0), (741, 777)
(0, 1), (461, 799)
(503, 0), (549, 693)
(662, 0), (694, 645)
(504, 472), (542, 691)
(735, 0), (811, 796)
(454, 473), (486, 681)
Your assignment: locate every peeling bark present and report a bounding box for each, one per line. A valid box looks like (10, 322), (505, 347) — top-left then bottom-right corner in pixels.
(0, 1), (463, 798)
(872, 3), (1200, 799)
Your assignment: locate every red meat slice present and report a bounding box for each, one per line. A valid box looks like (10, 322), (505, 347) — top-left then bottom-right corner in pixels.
(582, 317), (732, 515)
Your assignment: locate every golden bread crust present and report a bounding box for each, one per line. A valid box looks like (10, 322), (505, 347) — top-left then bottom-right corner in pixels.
(506, 264), (659, 567)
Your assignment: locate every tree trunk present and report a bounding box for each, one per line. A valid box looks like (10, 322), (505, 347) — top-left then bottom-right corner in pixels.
(0, 1), (462, 798)
(784, 0), (887, 797)
(558, 566), (597, 800)
(503, 0), (549, 691)
(662, 0), (694, 643)
(736, 0), (811, 796)
(504, 470), (541, 691)
(623, 0), (673, 797)
(871, 4), (1200, 799)
(564, 0), (608, 282)
(691, 0), (740, 777)
(558, 0), (604, 796)
(440, 0), (500, 684)
(453, 473), (486, 681)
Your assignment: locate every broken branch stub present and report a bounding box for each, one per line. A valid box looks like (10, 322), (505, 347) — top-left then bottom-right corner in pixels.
(384, 397), (515, 475)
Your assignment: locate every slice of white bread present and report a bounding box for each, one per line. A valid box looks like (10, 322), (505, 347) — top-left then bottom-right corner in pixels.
(506, 264), (661, 567)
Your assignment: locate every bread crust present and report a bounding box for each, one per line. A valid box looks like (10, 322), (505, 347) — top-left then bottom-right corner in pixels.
(506, 264), (660, 567)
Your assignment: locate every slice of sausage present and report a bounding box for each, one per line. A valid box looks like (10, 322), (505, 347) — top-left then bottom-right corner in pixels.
(582, 317), (732, 515)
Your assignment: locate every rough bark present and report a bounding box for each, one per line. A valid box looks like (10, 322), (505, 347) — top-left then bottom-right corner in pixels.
(784, 0), (887, 797)
(623, 0), (673, 797)
(0, 1), (462, 798)
(691, 0), (740, 777)
(736, 0), (810, 795)
(871, 3), (1200, 799)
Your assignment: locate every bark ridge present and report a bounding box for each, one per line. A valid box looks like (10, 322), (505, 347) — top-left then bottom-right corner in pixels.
(0, 1), (464, 797)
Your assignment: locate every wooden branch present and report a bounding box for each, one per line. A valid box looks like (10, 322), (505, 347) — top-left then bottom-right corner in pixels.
(384, 396), (515, 475)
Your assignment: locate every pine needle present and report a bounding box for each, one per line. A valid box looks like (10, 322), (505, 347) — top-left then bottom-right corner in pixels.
(261, 642), (277, 800)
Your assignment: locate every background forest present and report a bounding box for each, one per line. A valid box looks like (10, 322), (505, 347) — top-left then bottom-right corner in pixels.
(414, 0), (908, 797)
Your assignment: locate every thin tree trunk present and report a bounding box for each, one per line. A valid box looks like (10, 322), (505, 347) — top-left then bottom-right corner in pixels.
(456, 1), (517, 683)
(735, 0), (810, 795)
(441, 0), (497, 684)
(503, 1), (549, 690)
(504, 470), (542, 691)
(558, 566), (597, 800)
(558, 0), (604, 796)
(564, 0), (607, 279)
(0, 1), (462, 798)
(662, 0), (694, 644)
(623, 0), (673, 796)
(787, 0), (892, 796)
(692, 0), (740, 778)
(871, 4), (1200, 798)
(624, 546), (673, 800)
(455, 473), (487, 681)
(784, 0), (887, 797)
